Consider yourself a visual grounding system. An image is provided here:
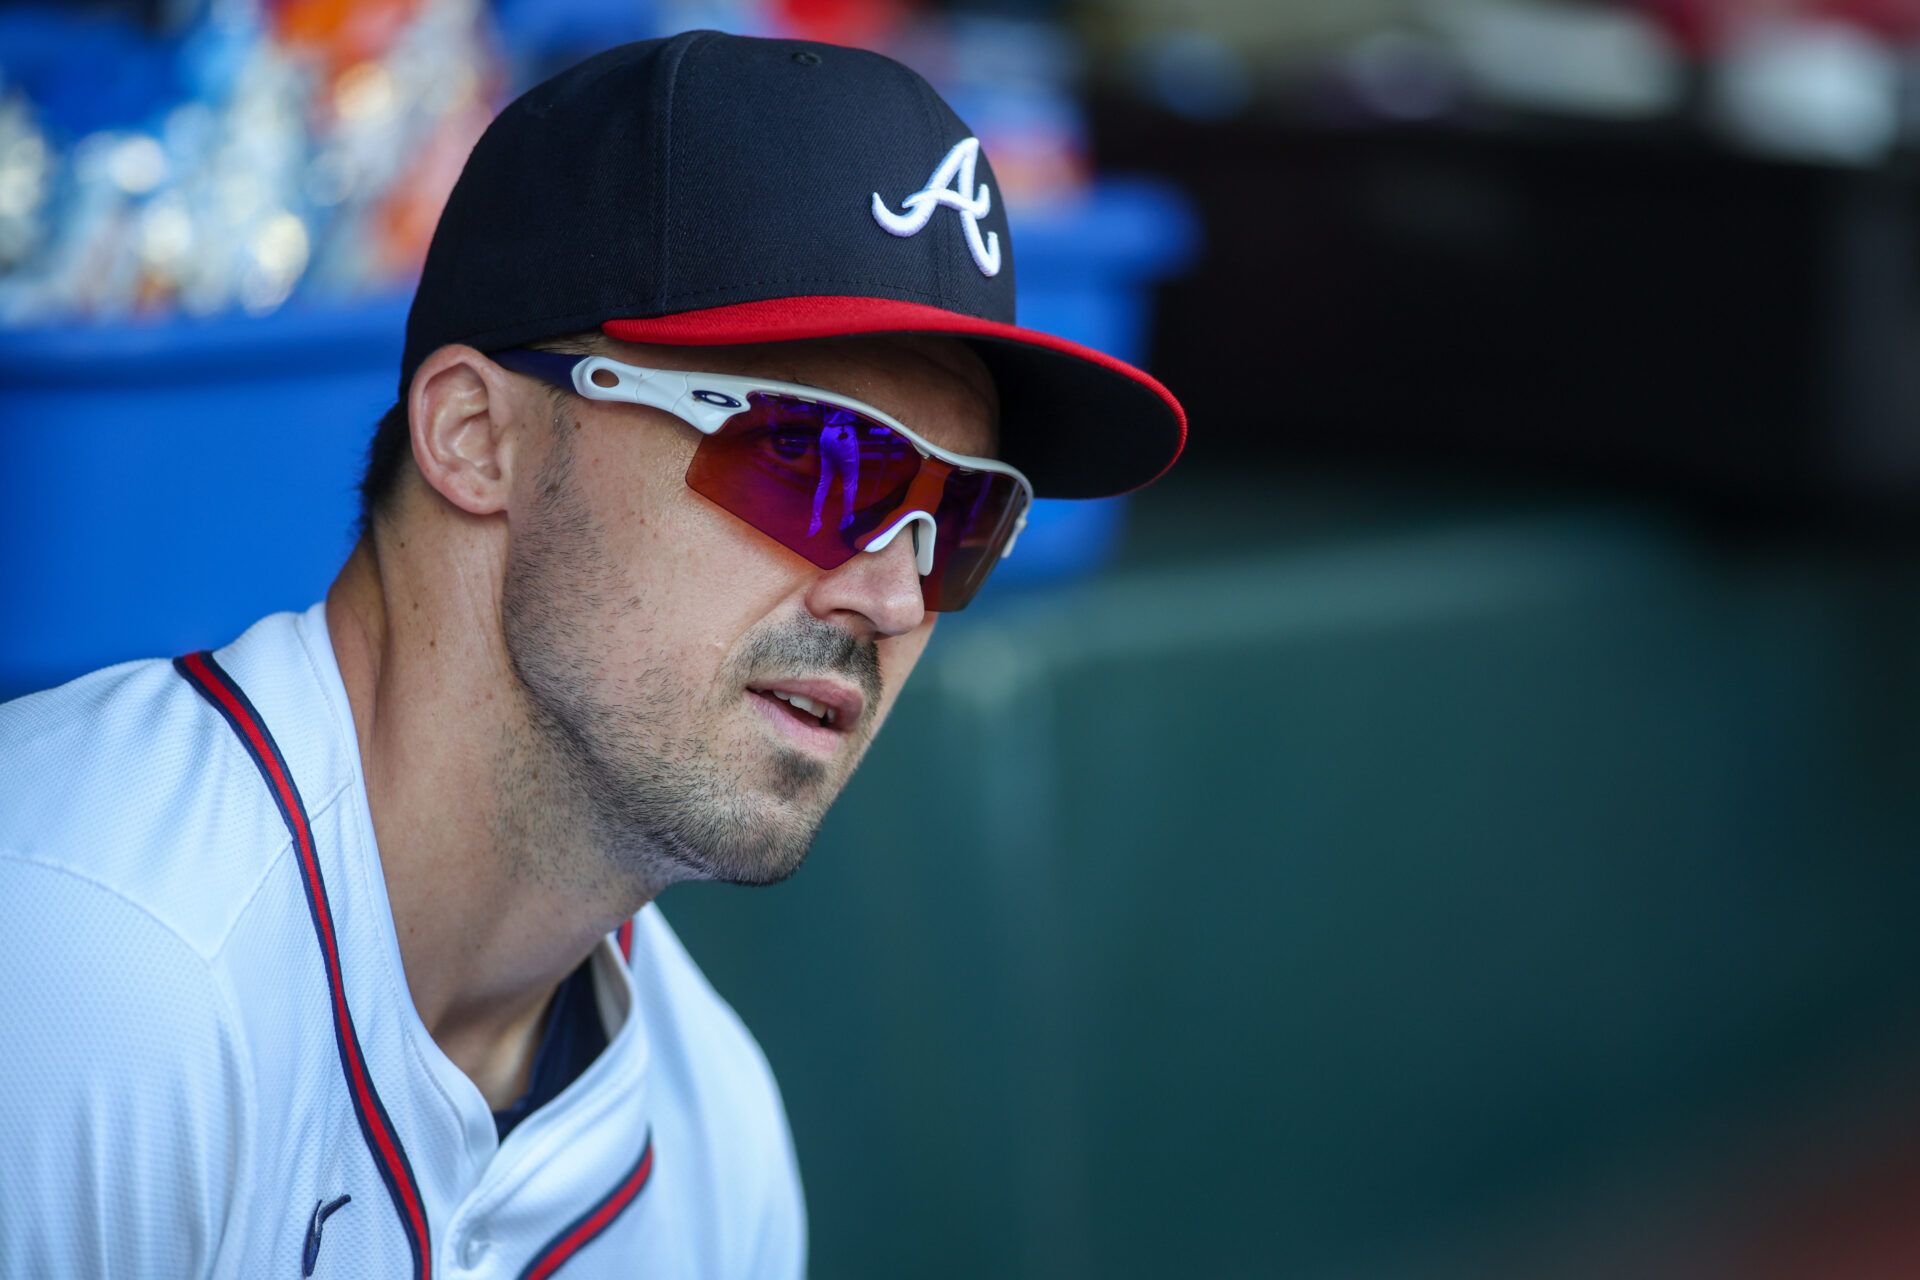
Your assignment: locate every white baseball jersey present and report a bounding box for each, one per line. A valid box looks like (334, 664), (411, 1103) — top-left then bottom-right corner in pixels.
(0, 603), (805, 1278)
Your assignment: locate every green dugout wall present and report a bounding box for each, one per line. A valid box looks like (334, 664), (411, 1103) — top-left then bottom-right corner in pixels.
(666, 490), (1920, 1278)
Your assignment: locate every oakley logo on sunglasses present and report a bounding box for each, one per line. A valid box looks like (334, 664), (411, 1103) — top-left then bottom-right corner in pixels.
(692, 389), (744, 408)
(871, 137), (1002, 278)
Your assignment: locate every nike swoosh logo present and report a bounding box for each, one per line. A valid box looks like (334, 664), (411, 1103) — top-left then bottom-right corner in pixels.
(302, 1194), (352, 1277)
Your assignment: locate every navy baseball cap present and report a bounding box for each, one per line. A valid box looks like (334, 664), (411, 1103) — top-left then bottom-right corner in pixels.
(401, 30), (1185, 500)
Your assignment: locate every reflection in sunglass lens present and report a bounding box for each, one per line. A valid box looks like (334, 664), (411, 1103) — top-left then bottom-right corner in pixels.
(688, 394), (918, 569)
(925, 467), (1024, 610)
(685, 391), (1026, 610)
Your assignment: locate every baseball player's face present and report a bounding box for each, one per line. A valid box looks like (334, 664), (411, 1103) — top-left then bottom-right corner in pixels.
(498, 334), (998, 889)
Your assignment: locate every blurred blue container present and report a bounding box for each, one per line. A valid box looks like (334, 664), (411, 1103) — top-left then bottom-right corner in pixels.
(0, 179), (1196, 698)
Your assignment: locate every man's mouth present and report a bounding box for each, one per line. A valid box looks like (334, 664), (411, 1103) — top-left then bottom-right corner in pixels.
(767, 689), (837, 726)
(745, 678), (866, 753)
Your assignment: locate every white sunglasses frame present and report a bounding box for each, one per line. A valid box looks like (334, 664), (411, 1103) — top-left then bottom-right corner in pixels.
(495, 349), (1032, 578)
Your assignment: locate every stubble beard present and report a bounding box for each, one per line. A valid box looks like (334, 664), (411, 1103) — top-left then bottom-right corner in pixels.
(495, 412), (883, 895)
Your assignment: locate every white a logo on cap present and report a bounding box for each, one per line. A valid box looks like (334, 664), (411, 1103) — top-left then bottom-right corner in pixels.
(871, 137), (1002, 278)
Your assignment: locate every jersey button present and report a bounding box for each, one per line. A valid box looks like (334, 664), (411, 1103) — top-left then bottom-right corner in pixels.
(459, 1228), (492, 1269)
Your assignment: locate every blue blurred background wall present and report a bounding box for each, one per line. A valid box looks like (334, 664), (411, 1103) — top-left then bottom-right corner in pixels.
(6, 1), (1920, 1276)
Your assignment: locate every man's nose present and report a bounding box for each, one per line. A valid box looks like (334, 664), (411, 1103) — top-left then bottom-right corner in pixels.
(803, 521), (928, 639)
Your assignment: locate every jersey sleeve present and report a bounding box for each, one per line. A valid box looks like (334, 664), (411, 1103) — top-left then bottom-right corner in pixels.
(0, 854), (254, 1279)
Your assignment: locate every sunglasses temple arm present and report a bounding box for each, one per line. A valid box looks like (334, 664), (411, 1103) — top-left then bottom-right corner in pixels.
(582, 361), (755, 435)
(1000, 508), (1029, 559)
(494, 350), (747, 435)
(490, 347), (584, 387)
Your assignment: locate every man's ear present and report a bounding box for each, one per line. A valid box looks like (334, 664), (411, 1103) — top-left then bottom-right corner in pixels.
(406, 345), (524, 517)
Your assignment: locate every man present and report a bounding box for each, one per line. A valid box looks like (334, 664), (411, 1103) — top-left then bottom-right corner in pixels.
(0, 30), (1183, 1278)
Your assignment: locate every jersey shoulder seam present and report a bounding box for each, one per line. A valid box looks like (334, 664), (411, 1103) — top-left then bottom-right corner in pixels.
(205, 774), (354, 962)
(171, 659), (356, 959)
(0, 847), (238, 966)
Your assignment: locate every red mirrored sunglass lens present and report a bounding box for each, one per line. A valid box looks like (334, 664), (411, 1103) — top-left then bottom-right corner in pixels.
(683, 392), (1026, 610)
(922, 466), (1025, 610)
(686, 394), (921, 569)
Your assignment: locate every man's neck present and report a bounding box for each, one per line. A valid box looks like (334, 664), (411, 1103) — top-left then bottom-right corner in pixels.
(324, 533), (645, 1109)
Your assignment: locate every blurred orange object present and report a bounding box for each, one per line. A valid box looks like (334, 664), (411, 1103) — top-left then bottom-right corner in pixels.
(271, 0), (420, 73)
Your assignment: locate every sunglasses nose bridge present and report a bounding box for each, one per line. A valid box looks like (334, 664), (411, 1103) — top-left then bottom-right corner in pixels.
(861, 510), (936, 576)
(858, 458), (950, 575)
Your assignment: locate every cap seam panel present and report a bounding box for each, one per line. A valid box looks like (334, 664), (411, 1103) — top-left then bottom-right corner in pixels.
(653, 33), (712, 312)
(906, 69), (954, 307)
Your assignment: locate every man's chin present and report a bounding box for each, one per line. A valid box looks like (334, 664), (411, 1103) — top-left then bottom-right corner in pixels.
(762, 742), (833, 801)
(682, 821), (818, 888)
(675, 788), (826, 888)
(596, 740), (848, 891)
(711, 845), (813, 888)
